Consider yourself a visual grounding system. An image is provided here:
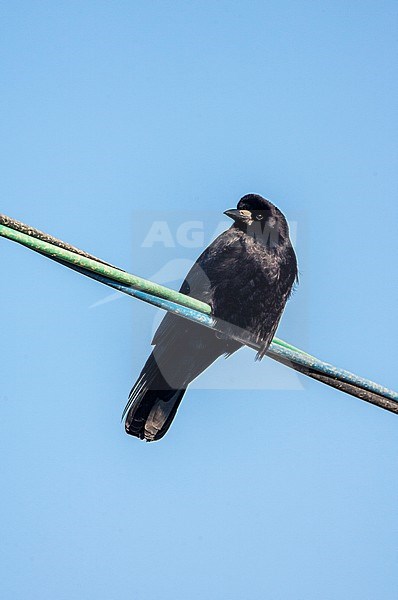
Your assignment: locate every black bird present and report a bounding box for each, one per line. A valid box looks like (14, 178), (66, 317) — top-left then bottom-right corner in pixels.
(123, 194), (298, 441)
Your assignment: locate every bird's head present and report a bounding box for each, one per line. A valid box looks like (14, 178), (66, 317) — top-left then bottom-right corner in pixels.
(224, 194), (290, 247)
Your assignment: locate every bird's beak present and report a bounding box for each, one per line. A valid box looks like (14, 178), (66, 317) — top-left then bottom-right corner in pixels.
(223, 209), (251, 223)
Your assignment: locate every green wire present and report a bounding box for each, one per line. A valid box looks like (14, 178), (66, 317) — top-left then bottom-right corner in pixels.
(0, 222), (305, 355)
(0, 224), (211, 314)
(1, 217), (397, 413)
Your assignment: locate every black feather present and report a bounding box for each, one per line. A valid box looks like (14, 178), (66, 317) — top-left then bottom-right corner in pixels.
(124, 194), (298, 441)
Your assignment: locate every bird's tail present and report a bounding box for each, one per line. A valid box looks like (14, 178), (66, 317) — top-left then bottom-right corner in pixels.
(123, 353), (187, 442)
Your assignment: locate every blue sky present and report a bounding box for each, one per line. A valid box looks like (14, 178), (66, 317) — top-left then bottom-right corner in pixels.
(1, 2), (397, 599)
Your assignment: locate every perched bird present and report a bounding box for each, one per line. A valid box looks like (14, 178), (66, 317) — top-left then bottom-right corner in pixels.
(123, 194), (298, 441)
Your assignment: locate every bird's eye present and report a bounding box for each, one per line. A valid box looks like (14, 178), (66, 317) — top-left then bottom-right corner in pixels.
(255, 214), (264, 221)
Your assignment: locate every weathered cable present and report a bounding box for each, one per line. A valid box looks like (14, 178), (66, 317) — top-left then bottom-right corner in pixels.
(0, 215), (304, 354)
(1, 214), (397, 414)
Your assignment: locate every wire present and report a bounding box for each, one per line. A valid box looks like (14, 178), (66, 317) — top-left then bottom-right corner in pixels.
(1, 214), (397, 415)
